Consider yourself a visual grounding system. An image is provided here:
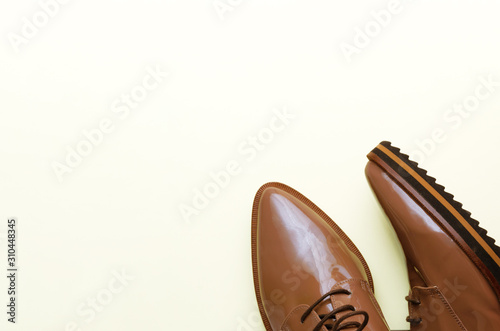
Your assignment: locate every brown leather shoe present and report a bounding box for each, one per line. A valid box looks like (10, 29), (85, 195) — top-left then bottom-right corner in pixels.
(251, 182), (389, 331)
(366, 141), (500, 330)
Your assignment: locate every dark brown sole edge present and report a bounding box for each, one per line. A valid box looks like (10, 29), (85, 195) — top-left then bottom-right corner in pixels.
(367, 141), (500, 301)
(251, 182), (374, 330)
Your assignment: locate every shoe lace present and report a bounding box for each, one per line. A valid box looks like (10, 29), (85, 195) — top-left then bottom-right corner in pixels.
(300, 289), (369, 331)
(405, 295), (422, 325)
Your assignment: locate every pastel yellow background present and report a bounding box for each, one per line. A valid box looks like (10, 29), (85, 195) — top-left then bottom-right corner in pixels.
(1, 0), (500, 330)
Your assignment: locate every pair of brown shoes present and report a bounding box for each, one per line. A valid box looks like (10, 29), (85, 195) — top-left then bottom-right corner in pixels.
(251, 141), (500, 331)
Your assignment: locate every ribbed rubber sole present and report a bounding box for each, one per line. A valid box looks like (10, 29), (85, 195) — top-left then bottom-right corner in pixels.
(367, 141), (500, 300)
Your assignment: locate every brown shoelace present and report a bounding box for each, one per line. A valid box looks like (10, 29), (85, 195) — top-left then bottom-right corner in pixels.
(405, 295), (422, 325)
(301, 289), (369, 331)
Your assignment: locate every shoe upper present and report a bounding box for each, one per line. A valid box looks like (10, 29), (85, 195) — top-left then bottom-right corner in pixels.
(366, 161), (500, 330)
(253, 184), (389, 331)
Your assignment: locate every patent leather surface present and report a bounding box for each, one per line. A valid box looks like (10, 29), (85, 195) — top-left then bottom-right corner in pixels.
(255, 185), (389, 330)
(366, 161), (500, 330)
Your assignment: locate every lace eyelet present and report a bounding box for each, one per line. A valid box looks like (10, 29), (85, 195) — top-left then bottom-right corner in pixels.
(405, 295), (421, 305)
(406, 316), (423, 324)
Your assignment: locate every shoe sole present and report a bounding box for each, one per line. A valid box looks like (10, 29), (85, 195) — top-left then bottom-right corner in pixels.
(367, 141), (500, 301)
(251, 182), (374, 331)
